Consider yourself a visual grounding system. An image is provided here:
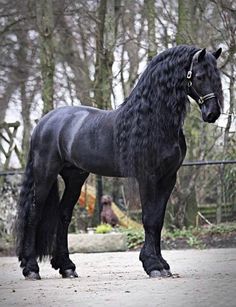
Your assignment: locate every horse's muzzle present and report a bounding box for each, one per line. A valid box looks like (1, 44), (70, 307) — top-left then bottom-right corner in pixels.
(202, 112), (220, 123)
(201, 100), (221, 123)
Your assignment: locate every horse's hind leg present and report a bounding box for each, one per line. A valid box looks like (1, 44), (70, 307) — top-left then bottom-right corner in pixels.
(18, 172), (60, 279)
(51, 167), (89, 278)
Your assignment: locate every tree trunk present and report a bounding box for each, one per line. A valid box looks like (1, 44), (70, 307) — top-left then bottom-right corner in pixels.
(91, 175), (103, 227)
(169, 0), (200, 229)
(94, 0), (110, 109)
(92, 0), (121, 225)
(36, 0), (55, 115)
(176, 0), (197, 45)
(15, 31), (32, 166)
(145, 0), (156, 61)
(58, 15), (93, 106)
(94, 0), (121, 109)
(218, 62), (236, 223)
(120, 5), (141, 98)
(20, 83), (31, 166)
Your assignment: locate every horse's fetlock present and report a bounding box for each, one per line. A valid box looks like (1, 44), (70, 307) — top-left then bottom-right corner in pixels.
(139, 248), (164, 275)
(159, 255), (170, 270)
(51, 255), (75, 273)
(22, 258), (39, 277)
(50, 257), (59, 270)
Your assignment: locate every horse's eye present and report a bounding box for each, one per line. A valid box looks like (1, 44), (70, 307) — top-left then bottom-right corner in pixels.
(196, 74), (204, 81)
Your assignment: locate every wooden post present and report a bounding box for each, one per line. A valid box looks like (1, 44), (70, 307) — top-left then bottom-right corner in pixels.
(0, 122), (23, 169)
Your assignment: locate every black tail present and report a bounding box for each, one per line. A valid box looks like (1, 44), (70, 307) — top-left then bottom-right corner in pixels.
(15, 149), (34, 260)
(35, 180), (60, 260)
(15, 148), (61, 262)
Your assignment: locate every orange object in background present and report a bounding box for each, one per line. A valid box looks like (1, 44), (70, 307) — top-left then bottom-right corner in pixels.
(78, 189), (95, 216)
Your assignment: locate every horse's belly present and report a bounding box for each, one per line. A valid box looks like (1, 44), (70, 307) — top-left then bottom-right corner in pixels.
(66, 139), (122, 177)
(70, 155), (123, 177)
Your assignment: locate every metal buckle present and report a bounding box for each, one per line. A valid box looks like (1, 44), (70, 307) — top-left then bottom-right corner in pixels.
(187, 71), (192, 79)
(198, 97), (204, 105)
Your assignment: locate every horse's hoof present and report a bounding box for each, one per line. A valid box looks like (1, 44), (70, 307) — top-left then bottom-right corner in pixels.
(62, 269), (78, 278)
(25, 272), (41, 280)
(160, 269), (172, 277)
(149, 270), (162, 278)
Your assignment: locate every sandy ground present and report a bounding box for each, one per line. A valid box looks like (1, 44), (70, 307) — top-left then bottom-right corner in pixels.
(0, 249), (236, 307)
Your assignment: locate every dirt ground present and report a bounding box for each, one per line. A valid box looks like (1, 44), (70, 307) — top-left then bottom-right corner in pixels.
(0, 249), (236, 307)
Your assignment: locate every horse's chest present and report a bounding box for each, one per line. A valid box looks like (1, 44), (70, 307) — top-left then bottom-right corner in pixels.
(159, 141), (185, 172)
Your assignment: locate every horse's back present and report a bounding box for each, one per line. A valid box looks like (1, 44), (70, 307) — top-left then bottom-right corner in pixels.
(33, 105), (106, 142)
(31, 106), (120, 175)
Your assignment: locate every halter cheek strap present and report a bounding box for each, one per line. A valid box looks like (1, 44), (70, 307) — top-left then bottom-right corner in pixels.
(187, 50), (216, 106)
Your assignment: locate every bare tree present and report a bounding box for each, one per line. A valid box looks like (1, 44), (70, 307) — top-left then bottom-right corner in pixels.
(36, 0), (55, 114)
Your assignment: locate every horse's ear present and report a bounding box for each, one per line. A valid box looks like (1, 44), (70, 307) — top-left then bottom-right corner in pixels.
(197, 48), (206, 62)
(212, 48), (222, 59)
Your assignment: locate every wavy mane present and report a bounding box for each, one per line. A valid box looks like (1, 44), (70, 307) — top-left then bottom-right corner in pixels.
(115, 45), (222, 177)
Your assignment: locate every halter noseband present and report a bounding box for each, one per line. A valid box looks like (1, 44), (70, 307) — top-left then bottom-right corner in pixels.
(187, 50), (216, 106)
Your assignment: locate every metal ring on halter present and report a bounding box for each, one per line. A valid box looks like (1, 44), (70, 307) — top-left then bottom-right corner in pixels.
(198, 97), (204, 105)
(187, 71), (192, 79)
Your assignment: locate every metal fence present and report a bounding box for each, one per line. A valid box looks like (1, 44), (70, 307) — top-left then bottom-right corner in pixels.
(0, 160), (235, 234)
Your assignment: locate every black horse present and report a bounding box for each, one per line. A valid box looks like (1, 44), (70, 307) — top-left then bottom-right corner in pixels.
(15, 45), (223, 280)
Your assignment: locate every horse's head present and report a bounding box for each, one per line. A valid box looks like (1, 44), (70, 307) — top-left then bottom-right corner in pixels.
(187, 48), (223, 123)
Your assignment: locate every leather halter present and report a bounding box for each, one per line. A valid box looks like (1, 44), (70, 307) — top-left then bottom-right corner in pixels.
(187, 50), (216, 106)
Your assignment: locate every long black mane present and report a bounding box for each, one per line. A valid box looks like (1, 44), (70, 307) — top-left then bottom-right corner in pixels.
(115, 45), (222, 177)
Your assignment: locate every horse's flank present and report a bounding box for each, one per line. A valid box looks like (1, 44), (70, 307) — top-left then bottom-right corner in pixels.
(33, 106), (121, 176)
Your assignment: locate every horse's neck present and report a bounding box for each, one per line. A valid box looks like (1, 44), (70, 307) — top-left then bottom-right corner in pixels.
(116, 86), (186, 135)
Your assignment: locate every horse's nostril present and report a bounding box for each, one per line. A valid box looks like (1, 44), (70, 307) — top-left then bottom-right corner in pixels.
(206, 112), (219, 122)
(206, 112), (214, 122)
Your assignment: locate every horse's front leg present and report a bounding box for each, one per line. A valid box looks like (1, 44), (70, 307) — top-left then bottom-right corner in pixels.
(138, 173), (176, 278)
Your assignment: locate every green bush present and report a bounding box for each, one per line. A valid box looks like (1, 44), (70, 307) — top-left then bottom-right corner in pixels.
(95, 224), (113, 234)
